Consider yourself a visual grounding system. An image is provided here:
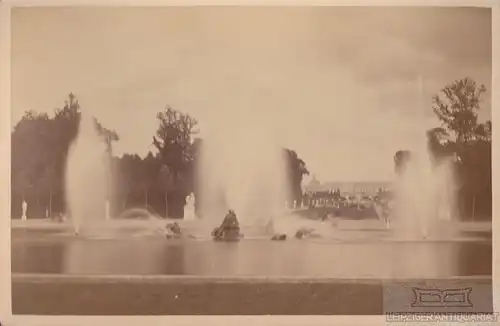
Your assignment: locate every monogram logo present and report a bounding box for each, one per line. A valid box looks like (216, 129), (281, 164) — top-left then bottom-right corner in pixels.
(411, 288), (473, 308)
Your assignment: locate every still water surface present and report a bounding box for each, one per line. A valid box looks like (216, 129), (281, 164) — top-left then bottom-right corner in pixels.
(11, 229), (491, 278)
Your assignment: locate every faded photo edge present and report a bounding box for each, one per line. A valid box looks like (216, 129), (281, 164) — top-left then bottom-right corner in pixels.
(1, 1), (499, 326)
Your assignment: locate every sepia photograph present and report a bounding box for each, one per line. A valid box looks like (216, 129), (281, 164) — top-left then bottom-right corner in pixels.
(5, 3), (495, 319)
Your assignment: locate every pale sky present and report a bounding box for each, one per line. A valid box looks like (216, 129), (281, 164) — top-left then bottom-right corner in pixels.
(11, 7), (492, 182)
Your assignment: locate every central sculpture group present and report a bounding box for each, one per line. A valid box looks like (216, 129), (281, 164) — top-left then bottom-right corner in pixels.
(164, 210), (242, 241)
(211, 210), (242, 241)
(164, 209), (320, 241)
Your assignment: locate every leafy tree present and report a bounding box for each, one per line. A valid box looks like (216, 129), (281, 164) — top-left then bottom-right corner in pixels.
(153, 107), (198, 171)
(284, 148), (309, 206)
(11, 93), (119, 218)
(10, 94), (313, 221)
(53, 93), (119, 156)
(189, 138), (204, 214)
(426, 127), (454, 160)
(94, 118), (119, 155)
(432, 77), (487, 144)
(116, 154), (142, 209)
(53, 93), (119, 208)
(138, 151), (161, 208)
(474, 120), (491, 142)
(159, 164), (174, 217)
(430, 77), (491, 220)
(11, 111), (55, 217)
(38, 164), (59, 217)
(153, 107), (198, 218)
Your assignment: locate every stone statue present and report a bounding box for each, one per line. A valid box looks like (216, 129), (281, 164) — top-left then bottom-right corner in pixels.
(165, 222), (182, 239)
(184, 193), (196, 220)
(271, 233), (287, 241)
(295, 227), (320, 239)
(212, 209), (241, 241)
(21, 200), (27, 221)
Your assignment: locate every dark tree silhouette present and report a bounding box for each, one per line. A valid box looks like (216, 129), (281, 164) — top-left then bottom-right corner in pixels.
(11, 93), (118, 218)
(393, 150), (412, 175)
(431, 78), (491, 220)
(284, 149), (309, 206)
(11, 96), (311, 221)
(153, 107), (199, 218)
(393, 78), (491, 221)
(432, 77), (487, 144)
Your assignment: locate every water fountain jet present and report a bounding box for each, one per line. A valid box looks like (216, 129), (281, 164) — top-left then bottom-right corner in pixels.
(197, 118), (291, 236)
(65, 111), (110, 236)
(388, 76), (458, 240)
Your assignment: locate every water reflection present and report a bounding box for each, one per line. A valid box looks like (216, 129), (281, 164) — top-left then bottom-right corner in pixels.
(161, 243), (186, 275)
(458, 242), (492, 276)
(63, 239), (169, 274)
(11, 237), (491, 278)
(12, 241), (66, 273)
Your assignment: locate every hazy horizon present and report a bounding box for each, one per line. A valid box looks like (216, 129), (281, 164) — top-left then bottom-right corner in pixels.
(11, 6), (492, 182)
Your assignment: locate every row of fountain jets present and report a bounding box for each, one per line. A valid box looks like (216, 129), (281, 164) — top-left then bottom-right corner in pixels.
(46, 100), (457, 239)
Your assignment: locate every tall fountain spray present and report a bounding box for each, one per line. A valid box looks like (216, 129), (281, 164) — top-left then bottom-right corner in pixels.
(65, 110), (110, 236)
(197, 116), (290, 232)
(390, 76), (457, 240)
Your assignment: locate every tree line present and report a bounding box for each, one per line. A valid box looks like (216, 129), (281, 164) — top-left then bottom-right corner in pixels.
(394, 77), (492, 221)
(11, 94), (309, 219)
(11, 77), (492, 221)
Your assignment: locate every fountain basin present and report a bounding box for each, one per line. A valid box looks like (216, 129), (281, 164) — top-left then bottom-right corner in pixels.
(11, 220), (492, 315)
(12, 231), (491, 277)
(12, 222), (493, 315)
